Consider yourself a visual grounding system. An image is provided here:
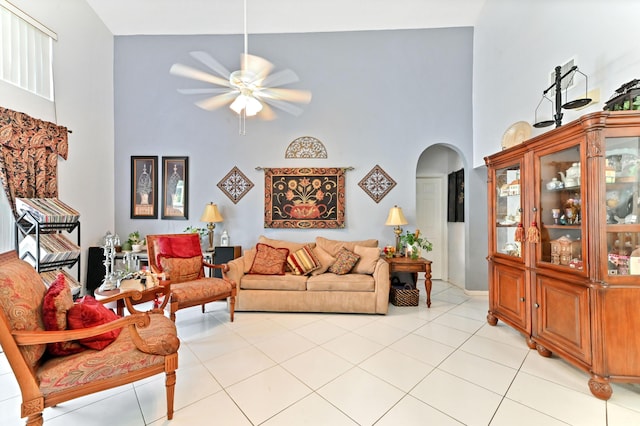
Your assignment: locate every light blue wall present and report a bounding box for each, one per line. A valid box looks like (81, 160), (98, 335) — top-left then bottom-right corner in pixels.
(113, 28), (476, 266)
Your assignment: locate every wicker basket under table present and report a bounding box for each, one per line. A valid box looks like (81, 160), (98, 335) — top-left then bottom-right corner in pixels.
(390, 285), (419, 306)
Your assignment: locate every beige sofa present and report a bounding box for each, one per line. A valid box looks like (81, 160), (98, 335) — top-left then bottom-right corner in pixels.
(224, 236), (390, 314)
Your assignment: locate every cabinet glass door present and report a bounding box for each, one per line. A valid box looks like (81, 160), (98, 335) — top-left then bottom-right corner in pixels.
(605, 136), (640, 277)
(495, 164), (522, 258)
(537, 144), (584, 270)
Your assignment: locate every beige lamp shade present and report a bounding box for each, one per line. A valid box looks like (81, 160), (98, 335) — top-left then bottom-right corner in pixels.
(385, 206), (408, 226)
(200, 202), (223, 252)
(200, 203), (224, 223)
(385, 205), (407, 255)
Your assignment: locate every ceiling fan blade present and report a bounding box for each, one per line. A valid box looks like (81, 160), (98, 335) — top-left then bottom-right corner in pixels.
(189, 51), (231, 79)
(257, 102), (277, 121)
(194, 92), (239, 111)
(261, 97), (305, 116)
(241, 53), (274, 84)
(169, 63), (231, 88)
(177, 88), (231, 95)
(261, 69), (300, 88)
(260, 87), (312, 104)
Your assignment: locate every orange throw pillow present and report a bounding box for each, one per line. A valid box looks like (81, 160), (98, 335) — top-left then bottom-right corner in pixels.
(249, 243), (289, 275)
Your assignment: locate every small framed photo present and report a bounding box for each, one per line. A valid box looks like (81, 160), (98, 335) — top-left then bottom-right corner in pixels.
(131, 156), (158, 219)
(161, 156), (189, 220)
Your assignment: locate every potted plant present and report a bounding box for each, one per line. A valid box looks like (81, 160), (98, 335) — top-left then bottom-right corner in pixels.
(400, 229), (433, 260)
(127, 231), (145, 252)
(184, 226), (208, 250)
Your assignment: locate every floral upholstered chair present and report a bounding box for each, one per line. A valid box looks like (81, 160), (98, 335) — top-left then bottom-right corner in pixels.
(146, 233), (237, 322)
(0, 251), (179, 426)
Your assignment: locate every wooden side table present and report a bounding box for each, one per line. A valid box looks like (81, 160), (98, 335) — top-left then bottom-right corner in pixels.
(383, 256), (433, 307)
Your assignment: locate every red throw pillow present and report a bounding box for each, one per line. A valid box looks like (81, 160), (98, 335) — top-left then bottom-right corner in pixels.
(42, 273), (85, 356)
(249, 243), (289, 275)
(155, 234), (202, 271)
(67, 296), (122, 350)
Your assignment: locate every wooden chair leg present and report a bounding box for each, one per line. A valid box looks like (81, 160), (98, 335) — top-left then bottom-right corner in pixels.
(201, 304), (205, 314)
(166, 370), (176, 420)
(229, 295), (235, 322)
(26, 413), (43, 426)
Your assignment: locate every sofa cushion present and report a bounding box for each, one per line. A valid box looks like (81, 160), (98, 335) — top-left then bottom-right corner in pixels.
(42, 273), (85, 356)
(287, 245), (321, 275)
(310, 246), (337, 275)
(315, 237), (378, 257)
(159, 255), (202, 283)
(240, 273), (307, 291)
(67, 296), (122, 350)
(243, 247), (257, 273)
(307, 273), (375, 292)
(328, 248), (360, 275)
(249, 243), (289, 275)
(258, 236), (315, 253)
(353, 245), (381, 274)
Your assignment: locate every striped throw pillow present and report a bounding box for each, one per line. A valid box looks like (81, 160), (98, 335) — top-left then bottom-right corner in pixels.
(287, 245), (321, 275)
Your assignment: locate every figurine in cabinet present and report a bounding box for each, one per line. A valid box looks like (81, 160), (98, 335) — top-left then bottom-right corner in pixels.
(550, 235), (581, 266)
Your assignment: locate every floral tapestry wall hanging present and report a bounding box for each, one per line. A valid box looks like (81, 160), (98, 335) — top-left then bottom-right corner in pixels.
(263, 167), (346, 228)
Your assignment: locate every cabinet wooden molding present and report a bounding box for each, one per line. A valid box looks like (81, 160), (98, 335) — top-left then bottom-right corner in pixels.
(485, 110), (640, 400)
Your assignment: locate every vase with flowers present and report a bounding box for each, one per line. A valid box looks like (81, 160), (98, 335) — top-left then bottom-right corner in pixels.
(400, 229), (433, 260)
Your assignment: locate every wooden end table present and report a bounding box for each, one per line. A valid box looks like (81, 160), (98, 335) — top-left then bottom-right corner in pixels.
(383, 256), (433, 307)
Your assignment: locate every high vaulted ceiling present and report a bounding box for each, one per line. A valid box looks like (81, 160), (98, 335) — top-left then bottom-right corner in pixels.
(85, 0), (486, 35)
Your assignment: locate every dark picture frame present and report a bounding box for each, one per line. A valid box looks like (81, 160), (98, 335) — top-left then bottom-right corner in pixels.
(130, 156), (158, 219)
(447, 168), (465, 222)
(447, 172), (456, 222)
(161, 156), (189, 220)
(455, 168), (465, 222)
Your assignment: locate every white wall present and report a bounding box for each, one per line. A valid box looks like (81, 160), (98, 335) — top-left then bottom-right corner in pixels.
(416, 145), (466, 287)
(474, 0), (640, 167)
(2, 0), (115, 283)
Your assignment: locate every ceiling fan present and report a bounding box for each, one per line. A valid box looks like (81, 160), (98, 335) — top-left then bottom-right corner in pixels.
(169, 0), (312, 134)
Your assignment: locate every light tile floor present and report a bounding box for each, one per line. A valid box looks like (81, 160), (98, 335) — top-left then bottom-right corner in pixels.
(1, 280), (640, 425)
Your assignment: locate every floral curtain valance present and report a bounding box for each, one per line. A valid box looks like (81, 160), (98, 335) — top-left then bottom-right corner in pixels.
(0, 107), (68, 217)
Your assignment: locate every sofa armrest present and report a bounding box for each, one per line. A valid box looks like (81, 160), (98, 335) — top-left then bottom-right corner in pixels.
(224, 257), (245, 286)
(373, 258), (390, 313)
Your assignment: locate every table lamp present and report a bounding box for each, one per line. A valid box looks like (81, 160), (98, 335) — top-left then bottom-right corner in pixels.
(200, 202), (224, 252)
(385, 205), (408, 255)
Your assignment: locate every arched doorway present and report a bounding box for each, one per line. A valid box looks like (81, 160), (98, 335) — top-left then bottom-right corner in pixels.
(416, 144), (466, 287)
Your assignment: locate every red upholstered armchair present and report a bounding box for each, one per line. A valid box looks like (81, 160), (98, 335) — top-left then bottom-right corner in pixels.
(146, 233), (237, 322)
(0, 251), (179, 426)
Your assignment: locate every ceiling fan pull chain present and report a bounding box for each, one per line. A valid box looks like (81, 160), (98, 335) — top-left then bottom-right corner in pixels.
(239, 109), (246, 135)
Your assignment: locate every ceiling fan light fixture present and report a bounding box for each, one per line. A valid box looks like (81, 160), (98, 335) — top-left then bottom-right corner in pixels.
(230, 94), (263, 116)
(245, 96), (263, 116)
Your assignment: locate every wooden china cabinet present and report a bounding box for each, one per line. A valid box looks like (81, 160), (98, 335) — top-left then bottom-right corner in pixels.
(485, 111), (640, 400)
